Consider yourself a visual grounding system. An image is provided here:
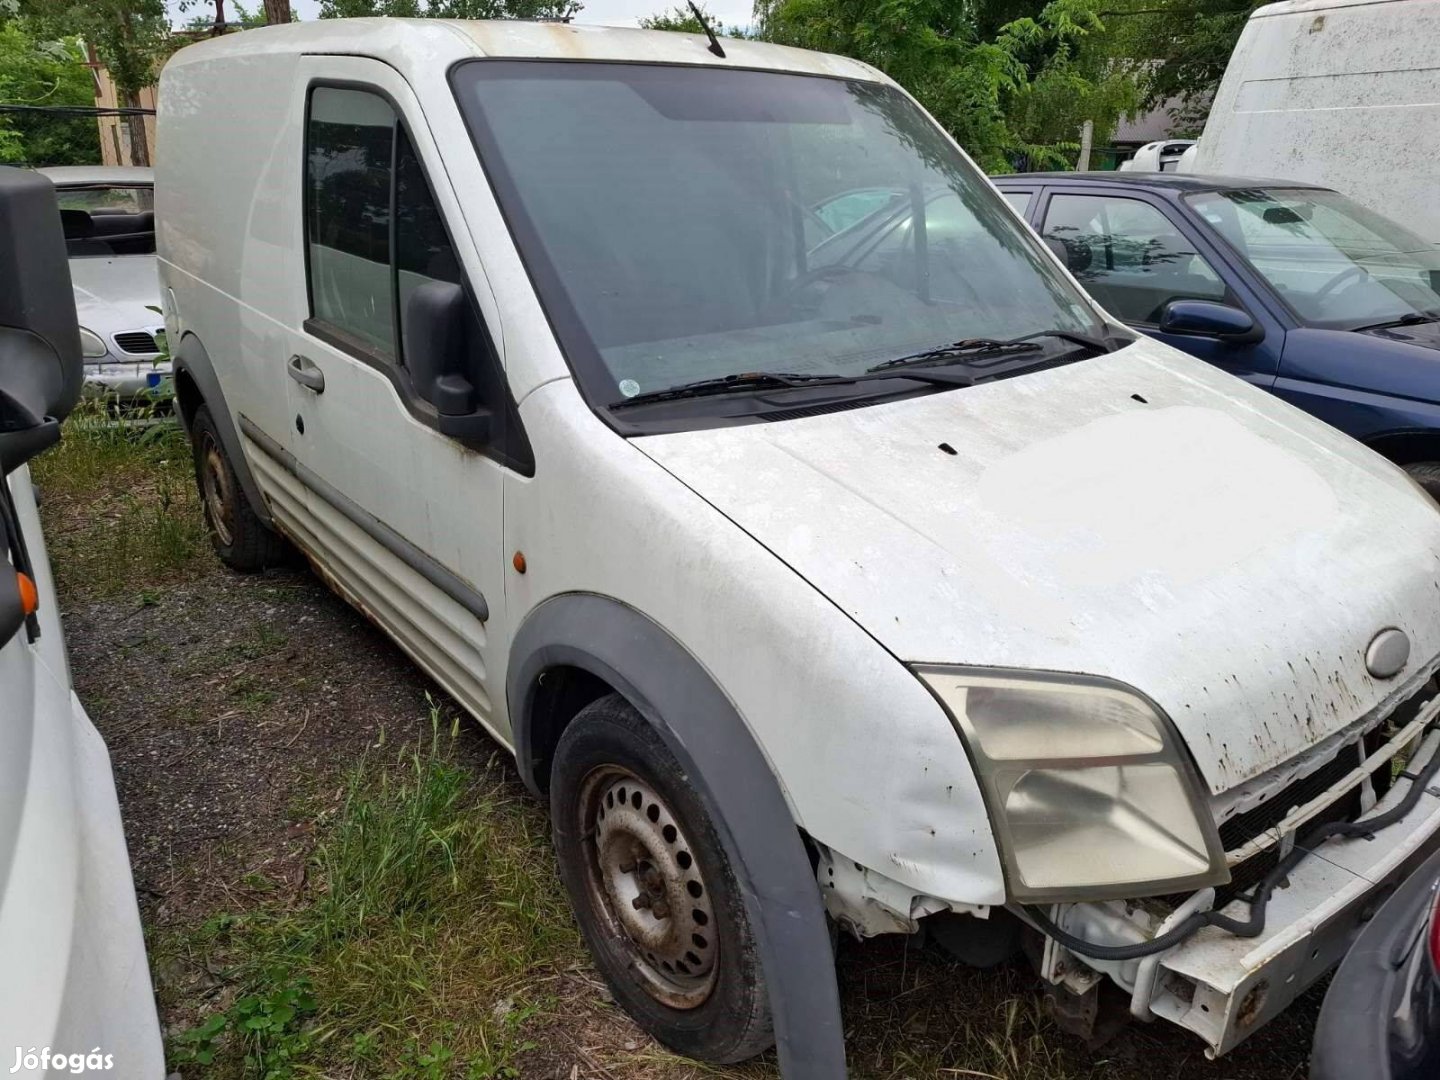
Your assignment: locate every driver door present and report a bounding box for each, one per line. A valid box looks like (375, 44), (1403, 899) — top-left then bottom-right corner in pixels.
(280, 57), (514, 744)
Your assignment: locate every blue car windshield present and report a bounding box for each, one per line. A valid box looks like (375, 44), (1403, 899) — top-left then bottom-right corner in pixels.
(1189, 188), (1440, 330)
(450, 62), (1102, 409)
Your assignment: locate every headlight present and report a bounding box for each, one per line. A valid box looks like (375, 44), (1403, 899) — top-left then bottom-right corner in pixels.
(915, 667), (1226, 903)
(78, 327), (108, 359)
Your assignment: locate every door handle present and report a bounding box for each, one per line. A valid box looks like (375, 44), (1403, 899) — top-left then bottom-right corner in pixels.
(287, 354), (325, 394)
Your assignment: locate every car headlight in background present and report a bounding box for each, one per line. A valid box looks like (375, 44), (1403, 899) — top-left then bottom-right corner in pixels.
(78, 327), (108, 359)
(915, 667), (1227, 903)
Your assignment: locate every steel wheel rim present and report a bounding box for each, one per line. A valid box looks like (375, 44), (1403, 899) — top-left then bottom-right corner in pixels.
(199, 432), (235, 548)
(579, 765), (718, 1009)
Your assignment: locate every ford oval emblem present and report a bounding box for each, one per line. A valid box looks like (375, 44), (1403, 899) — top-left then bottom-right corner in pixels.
(1365, 628), (1410, 679)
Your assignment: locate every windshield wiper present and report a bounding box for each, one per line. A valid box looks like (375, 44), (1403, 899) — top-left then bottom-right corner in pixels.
(868, 329), (1110, 373)
(1351, 313), (1440, 332)
(611, 371), (854, 408)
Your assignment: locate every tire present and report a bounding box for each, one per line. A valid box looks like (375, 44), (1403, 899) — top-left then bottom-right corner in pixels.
(550, 693), (775, 1064)
(1404, 461), (1440, 504)
(190, 404), (285, 571)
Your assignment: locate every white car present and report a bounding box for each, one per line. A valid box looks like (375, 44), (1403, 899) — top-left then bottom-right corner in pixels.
(0, 168), (164, 1076)
(157, 21), (1440, 1075)
(38, 166), (170, 401)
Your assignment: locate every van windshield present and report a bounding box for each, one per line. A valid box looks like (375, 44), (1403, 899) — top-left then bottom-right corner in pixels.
(450, 61), (1102, 414)
(1188, 187), (1440, 330)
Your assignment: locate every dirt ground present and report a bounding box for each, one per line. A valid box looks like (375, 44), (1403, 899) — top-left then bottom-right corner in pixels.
(41, 431), (1321, 1079)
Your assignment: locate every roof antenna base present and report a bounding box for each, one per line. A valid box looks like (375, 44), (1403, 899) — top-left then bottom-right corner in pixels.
(687, 1), (726, 58)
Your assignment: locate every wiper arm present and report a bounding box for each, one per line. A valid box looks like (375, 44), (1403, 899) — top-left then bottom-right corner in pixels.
(611, 371), (853, 408)
(869, 339), (1042, 372)
(1352, 313), (1440, 332)
(868, 329), (1110, 373)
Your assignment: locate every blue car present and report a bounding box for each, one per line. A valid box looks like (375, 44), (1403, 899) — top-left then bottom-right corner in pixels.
(990, 173), (1440, 496)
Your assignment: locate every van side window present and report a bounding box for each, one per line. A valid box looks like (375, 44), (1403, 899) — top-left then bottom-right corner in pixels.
(395, 126), (461, 367)
(306, 87), (397, 355)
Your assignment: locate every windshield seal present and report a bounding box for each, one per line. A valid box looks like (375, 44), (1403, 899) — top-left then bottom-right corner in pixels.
(448, 58), (1106, 433)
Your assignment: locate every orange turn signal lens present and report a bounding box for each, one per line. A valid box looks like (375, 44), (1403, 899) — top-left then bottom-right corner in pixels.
(16, 572), (37, 616)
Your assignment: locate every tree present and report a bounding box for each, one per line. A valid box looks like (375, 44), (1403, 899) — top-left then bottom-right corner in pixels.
(20, 0), (168, 165)
(262, 0), (293, 22)
(1104, 0), (1263, 132)
(0, 21), (100, 165)
(754, 0), (1136, 171)
(638, 3), (744, 36)
(318, 0), (581, 17)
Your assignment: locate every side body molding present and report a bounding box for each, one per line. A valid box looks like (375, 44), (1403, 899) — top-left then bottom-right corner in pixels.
(508, 593), (847, 1079)
(171, 333), (273, 528)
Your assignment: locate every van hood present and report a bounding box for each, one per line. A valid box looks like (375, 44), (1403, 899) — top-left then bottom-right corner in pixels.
(636, 340), (1440, 795)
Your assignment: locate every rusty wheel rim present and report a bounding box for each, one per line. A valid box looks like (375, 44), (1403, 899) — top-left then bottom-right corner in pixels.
(199, 431), (235, 548)
(579, 766), (718, 1010)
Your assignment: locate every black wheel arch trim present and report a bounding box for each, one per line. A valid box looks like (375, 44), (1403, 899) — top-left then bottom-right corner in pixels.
(507, 593), (847, 1078)
(172, 332), (273, 528)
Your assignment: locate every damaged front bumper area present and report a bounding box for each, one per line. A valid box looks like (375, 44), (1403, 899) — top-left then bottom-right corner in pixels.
(1038, 696), (1440, 1057)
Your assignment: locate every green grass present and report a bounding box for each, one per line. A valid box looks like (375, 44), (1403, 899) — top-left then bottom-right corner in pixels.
(31, 398), (211, 598)
(164, 712), (583, 1079)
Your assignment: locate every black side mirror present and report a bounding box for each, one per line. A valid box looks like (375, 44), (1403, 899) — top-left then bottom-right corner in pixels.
(402, 280), (492, 444)
(1159, 299), (1263, 345)
(0, 167), (82, 475)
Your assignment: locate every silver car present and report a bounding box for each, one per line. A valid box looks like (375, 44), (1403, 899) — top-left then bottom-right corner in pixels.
(38, 166), (170, 401)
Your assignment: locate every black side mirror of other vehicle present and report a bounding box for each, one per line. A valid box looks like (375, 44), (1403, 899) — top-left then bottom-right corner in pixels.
(1159, 299), (1263, 345)
(403, 280), (493, 444)
(0, 167), (82, 476)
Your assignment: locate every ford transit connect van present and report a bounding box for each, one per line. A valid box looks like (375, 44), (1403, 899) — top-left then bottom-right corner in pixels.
(158, 21), (1440, 1077)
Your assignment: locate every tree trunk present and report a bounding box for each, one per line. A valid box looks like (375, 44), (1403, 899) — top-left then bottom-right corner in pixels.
(263, 0), (293, 23)
(124, 91), (150, 167)
(212, 0), (228, 35)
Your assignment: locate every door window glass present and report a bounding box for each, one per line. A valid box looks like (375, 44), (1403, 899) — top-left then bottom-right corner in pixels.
(306, 87), (396, 354)
(1040, 193), (1227, 324)
(1002, 191), (1032, 216)
(395, 126), (461, 366)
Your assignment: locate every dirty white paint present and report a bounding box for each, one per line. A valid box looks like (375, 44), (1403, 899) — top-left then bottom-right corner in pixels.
(1190, 0), (1440, 242)
(641, 340), (1440, 795)
(158, 20), (1440, 1060)
(0, 470), (165, 1073)
(1153, 730), (1440, 1055)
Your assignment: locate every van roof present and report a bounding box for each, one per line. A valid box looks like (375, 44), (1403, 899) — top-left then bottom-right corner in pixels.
(1251, 0), (1414, 17)
(162, 18), (888, 85)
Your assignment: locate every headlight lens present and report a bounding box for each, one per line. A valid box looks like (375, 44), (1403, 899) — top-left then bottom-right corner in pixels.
(916, 667), (1226, 903)
(78, 327), (107, 359)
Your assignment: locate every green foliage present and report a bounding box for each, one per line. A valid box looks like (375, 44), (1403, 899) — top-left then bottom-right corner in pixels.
(756, 0), (1138, 172)
(20, 0), (168, 98)
(0, 23), (100, 166)
(639, 2), (746, 36)
(1104, 0), (1264, 131)
(172, 977), (318, 1078)
(318, 0), (581, 18)
(163, 716), (576, 1077)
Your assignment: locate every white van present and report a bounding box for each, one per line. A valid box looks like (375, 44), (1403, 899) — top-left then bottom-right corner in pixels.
(1188, 0), (1440, 243)
(158, 20), (1440, 1075)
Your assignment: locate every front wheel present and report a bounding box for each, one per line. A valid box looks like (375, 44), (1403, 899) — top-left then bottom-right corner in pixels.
(550, 694), (774, 1064)
(190, 404), (285, 571)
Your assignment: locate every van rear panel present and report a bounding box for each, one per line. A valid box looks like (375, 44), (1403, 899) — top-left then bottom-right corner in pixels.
(1192, 0), (1440, 243)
